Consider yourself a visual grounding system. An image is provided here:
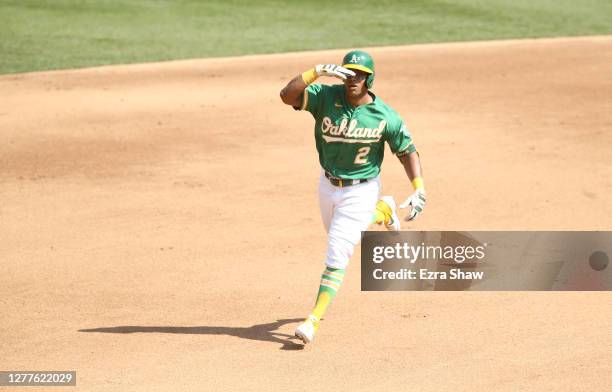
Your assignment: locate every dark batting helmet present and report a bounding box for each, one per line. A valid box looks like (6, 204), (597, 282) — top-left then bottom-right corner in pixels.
(342, 50), (375, 89)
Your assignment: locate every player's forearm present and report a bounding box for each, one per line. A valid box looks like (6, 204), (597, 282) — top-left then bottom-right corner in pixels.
(280, 75), (308, 107)
(399, 152), (425, 190)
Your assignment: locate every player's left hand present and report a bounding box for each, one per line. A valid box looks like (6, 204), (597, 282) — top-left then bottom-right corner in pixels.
(400, 188), (426, 221)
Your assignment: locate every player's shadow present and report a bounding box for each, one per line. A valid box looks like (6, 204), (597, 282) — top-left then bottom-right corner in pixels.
(79, 318), (305, 350)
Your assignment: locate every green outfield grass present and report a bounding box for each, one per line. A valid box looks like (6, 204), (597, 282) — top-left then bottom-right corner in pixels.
(1, 0), (611, 74)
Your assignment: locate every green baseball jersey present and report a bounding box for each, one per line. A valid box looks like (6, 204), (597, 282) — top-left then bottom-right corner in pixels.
(298, 84), (416, 179)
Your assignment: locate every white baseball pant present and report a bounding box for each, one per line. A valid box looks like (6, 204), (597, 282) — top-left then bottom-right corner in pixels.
(318, 172), (380, 269)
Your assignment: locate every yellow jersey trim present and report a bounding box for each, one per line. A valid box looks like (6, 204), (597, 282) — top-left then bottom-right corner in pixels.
(300, 89), (309, 111)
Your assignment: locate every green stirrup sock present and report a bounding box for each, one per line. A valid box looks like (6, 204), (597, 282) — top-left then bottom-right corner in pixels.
(309, 267), (346, 322)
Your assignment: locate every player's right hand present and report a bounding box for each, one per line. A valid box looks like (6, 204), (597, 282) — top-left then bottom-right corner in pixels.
(315, 64), (355, 80)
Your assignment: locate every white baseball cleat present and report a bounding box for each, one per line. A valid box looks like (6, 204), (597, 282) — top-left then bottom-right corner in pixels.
(295, 316), (318, 344)
(380, 196), (400, 231)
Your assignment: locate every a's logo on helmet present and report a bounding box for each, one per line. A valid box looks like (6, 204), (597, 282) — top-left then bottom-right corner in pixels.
(350, 54), (362, 63)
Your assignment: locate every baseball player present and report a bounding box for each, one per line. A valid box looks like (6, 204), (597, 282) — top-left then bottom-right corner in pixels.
(279, 50), (426, 344)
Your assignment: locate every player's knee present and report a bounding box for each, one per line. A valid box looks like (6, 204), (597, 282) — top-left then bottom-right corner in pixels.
(325, 231), (359, 269)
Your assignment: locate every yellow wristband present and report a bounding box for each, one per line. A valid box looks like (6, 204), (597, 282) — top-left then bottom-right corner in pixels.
(412, 176), (425, 190)
(301, 68), (318, 85)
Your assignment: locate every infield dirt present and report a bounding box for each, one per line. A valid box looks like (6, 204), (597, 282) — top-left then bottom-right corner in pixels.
(1, 36), (611, 391)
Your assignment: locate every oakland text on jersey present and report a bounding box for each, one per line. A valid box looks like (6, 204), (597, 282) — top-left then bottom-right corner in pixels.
(321, 117), (386, 143)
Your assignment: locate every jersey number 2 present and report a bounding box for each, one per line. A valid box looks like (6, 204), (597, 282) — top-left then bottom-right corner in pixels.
(354, 147), (370, 164)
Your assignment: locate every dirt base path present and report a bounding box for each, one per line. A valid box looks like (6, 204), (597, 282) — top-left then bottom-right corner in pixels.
(1, 36), (611, 391)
